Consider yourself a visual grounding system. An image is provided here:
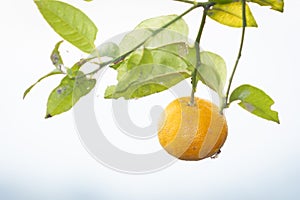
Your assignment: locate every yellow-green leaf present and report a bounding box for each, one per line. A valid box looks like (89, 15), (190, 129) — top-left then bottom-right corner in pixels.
(119, 15), (189, 54)
(247, 0), (284, 12)
(35, 0), (98, 53)
(105, 48), (191, 99)
(160, 43), (227, 96)
(207, 2), (258, 27)
(50, 40), (64, 69)
(46, 72), (96, 118)
(229, 84), (280, 123)
(199, 51), (227, 96)
(91, 42), (120, 58)
(23, 69), (63, 99)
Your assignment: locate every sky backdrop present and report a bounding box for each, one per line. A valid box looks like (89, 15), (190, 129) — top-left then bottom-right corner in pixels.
(1, 0), (299, 199)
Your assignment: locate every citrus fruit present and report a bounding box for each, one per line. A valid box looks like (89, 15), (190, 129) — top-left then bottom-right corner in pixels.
(158, 97), (228, 161)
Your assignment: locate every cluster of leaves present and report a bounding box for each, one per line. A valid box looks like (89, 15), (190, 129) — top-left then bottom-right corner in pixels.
(24, 0), (283, 123)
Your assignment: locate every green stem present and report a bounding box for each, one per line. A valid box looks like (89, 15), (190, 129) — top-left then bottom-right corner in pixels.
(222, 0), (247, 110)
(189, 6), (209, 106)
(224, 0), (247, 108)
(84, 5), (200, 77)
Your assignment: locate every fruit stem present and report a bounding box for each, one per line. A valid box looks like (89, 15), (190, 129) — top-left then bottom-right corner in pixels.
(190, 6), (209, 106)
(224, 0), (247, 108)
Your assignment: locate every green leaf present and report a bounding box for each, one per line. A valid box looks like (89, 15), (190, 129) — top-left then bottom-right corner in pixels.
(105, 48), (191, 99)
(91, 42), (120, 58)
(23, 69), (63, 99)
(207, 2), (258, 27)
(119, 15), (189, 54)
(229, 84), (280, 123)
(198, 51), (227, 96)
(35, 0), (98, 53)
(161, 43), (227, 95)
(247, 0), (284, 12)
(46, 72), (96, 118)
(136, 14), (188, 38)
(158, 42), (192, 59)
(154, 42), (196, 71)
(153, 44), (227, 96)
(50, 40), (64, 69)
(116, 49), (153, 81)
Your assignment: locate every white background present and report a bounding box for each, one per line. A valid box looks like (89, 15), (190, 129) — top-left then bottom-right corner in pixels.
(1, 0), (299, 199)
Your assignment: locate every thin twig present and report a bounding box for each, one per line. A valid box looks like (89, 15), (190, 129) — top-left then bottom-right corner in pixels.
(224, 0), (247, 108)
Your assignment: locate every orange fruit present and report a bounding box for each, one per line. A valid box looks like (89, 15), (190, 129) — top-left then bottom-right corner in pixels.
(158, 97), (228, 161)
